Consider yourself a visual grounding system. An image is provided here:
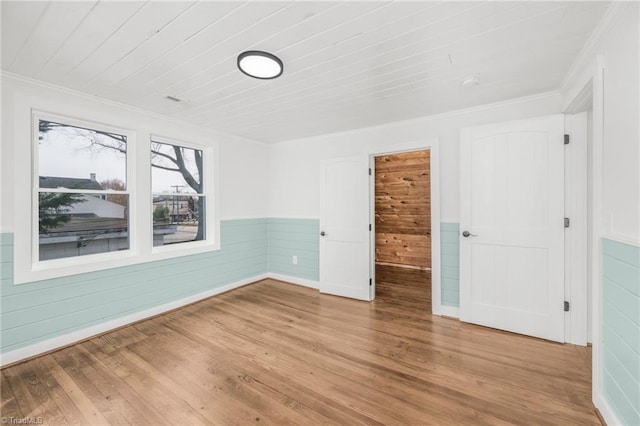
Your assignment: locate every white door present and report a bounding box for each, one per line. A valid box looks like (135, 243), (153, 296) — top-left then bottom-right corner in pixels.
(319, 156), (371, 301)
(460, 115), (565, 342)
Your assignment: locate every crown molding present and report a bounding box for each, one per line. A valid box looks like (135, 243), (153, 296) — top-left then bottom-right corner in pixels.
(0, 70), (268, 147)
(560, 2), (626, 94)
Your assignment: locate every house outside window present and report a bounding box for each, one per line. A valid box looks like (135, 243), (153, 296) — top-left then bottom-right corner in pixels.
(14, 111), (219, 285)
(37, 118), (130, 261)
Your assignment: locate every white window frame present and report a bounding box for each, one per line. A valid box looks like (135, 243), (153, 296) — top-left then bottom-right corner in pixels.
(150, 135), (219, 255)
(21, 111), (137, 281)
(13, 111), (220, 285)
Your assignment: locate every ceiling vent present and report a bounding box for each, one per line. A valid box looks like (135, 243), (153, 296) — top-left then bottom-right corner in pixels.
(460, 75), (480, 88)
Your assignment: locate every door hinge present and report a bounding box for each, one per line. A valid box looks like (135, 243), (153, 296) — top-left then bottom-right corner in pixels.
(564, 301), (570, 312)
(564, 134), (570, 145)
(369, 278), (372, 286)
(564, 217), (570, 228)
(369, 224), (372, 231)
(368, 167), (372, 175)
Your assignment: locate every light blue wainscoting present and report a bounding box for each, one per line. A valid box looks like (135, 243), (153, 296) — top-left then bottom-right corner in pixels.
(266, 219), (461, 305)
(1, 218), (462, 355)
(440, 223), (460, 308)
(268, 218), (319, 282)
(0, 219), (268, 355)
(602, 237), (640, 426)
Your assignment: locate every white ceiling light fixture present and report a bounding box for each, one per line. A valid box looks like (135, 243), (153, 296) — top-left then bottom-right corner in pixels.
(237, 51), (283, 80)
(461, 74), (480, 88)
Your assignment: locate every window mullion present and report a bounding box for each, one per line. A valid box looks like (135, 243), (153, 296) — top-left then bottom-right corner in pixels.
(38, 188), (130, 195)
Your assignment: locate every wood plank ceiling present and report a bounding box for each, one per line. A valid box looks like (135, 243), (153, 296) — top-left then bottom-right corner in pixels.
(1, 1), (609, 143)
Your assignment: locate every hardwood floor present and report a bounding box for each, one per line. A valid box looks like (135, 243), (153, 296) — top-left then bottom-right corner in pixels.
(1, 279), (599, 425)
(376, 263), (431, 312)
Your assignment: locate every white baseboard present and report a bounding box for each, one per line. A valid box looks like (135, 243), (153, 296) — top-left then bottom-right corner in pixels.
(268, 273), (319, 289)
(0, 273), (269, 367)
(438, 305), (460, 318)
(594, 392), (622, 426)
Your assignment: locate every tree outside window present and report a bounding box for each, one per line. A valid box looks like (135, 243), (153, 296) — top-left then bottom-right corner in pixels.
(151, 140), (206, 246)
(38, 119), (129, 261)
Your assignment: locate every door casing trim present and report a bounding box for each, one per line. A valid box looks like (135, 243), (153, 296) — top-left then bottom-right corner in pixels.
(366, 138), (441, 314)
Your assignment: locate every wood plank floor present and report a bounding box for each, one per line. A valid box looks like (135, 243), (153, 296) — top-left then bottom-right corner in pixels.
(1, 278), (599, 425)
(376, 263), (431, 313)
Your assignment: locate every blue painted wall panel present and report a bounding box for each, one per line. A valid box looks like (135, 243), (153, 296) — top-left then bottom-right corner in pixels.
(1, 218), (465, 356)
(267, 218), (319, 281)
(602, 237), (640, 426)
(0, 219), (268, 354)
(266, 219), (463, 308)
(440, 223), (460, 307)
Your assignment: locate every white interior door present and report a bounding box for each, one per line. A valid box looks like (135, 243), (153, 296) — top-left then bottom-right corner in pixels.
(460, 115), (565, 342)
(319, 156), (371, 301)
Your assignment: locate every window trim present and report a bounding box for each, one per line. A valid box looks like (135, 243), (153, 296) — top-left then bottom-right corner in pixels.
(149, 135), (219, 254)
(31, 111), (136, 271)
(13, 111), (221, 285)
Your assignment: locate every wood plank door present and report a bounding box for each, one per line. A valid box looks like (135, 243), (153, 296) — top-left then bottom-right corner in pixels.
(319, 156), (371, 301)
(460, 115), (565, 342)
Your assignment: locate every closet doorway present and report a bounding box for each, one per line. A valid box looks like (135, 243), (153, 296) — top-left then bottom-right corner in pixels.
(374, 149), (431, 311)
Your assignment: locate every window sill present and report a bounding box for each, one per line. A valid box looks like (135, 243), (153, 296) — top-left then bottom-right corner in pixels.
(14, 241), (221, 285)
(151, 240), (220, 259)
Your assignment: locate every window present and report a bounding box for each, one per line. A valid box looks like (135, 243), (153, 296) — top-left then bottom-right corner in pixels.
(151, 139), (207, 248)
(36, 117), (130, 261)
(16, 110), (219, 284)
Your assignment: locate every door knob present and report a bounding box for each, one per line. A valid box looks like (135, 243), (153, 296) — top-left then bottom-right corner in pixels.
(320, 231), (326, 236)
(462, 230), (477, 238)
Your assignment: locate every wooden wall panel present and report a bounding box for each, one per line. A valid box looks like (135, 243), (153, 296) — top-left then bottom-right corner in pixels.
(375, 150), (430, 268)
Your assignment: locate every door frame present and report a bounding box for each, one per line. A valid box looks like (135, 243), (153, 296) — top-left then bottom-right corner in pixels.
(563, 111), (589, 346)
(563, 55), (606, 410)
(367, 138), (441, 314)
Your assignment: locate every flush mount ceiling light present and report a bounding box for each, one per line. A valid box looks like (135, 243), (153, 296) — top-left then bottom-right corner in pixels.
(237, 50), (283, 79)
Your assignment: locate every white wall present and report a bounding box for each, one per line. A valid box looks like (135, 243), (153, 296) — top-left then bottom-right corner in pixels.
(0, 73), (269, 234)
(560, 4), (639, 425)
(268, 92), (563, 220)
(218, 134), (269, 220)
(598, 4), (639, 242)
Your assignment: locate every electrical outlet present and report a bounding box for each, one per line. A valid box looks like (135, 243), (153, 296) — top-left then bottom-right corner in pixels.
(292, 255), (298, 265)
